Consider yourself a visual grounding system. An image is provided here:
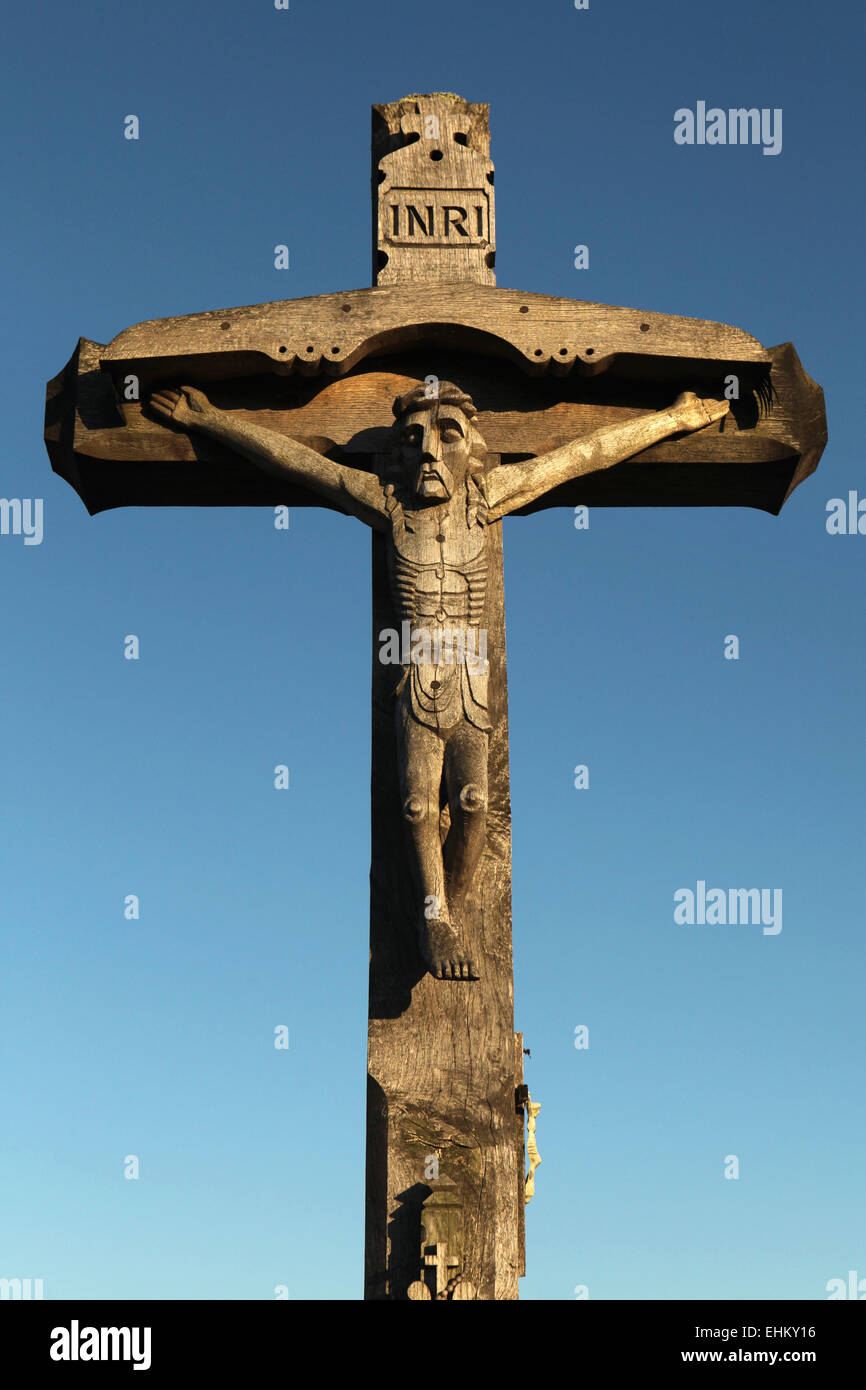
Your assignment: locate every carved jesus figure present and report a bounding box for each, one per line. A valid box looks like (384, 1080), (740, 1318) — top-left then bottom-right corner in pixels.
(150, 380), (727, 980)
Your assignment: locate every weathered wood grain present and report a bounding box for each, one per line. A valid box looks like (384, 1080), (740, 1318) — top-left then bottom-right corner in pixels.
(97, 282), (769, 384)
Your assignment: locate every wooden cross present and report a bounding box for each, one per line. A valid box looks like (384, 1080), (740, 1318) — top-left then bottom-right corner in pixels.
(44, 92), (826, 1300)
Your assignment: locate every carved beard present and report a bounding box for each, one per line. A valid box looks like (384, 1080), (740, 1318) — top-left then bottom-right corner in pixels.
(413, 459), (456, 501)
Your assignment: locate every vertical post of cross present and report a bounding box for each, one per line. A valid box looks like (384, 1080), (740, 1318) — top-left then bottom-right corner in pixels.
(365, 94), (524, 1300)
(372, 92), (495, 286)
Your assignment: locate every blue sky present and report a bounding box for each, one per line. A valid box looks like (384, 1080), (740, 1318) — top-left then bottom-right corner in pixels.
(1, 0), (863, 1300)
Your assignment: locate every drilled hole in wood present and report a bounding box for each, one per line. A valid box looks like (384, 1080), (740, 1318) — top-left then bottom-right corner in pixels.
(342, 304), (352, 313)
(640, 323), (650, 332)
(559, 348), (568, 355)
(220, 322), (230, 330)
(429, 149), (443, 161)
(585, 348), (595, 355)
(278, 346), (287, 354)
(331, 346), (340, 354)
(534, 349), (543, 357)
(519, 306), (529, 314)
(306, 346), (314, 353)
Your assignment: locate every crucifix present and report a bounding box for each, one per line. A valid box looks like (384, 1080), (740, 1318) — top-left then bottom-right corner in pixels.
(45, 92), (826, 1300)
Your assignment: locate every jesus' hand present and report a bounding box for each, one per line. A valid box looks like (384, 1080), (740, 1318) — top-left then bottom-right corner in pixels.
(669, 391), (730, 432)
(149, 385), (216, 430)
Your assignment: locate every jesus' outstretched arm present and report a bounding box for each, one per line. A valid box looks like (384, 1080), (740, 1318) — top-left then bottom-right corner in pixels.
(149, 386), (388, 529)
(485, 392), (729, 519)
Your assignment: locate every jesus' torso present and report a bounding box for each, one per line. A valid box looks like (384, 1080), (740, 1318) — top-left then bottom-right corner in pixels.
(383, 483), (490, 733)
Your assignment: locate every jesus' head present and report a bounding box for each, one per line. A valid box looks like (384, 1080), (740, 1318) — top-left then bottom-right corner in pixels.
(391, 381), (487, 503)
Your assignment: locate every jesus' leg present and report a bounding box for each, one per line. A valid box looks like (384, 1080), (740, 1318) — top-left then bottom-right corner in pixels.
(396, 700), (475, 981)
(443, 723), (488, 951)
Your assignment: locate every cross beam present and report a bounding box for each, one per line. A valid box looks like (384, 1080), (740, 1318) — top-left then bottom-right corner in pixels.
(47, 288), (823, 518)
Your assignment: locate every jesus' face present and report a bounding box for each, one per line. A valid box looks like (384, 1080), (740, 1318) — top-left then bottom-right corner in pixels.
(396, 401), (476, 502)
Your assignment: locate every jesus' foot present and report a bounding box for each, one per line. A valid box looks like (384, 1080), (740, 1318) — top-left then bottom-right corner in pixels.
(419, 916), (478, 981)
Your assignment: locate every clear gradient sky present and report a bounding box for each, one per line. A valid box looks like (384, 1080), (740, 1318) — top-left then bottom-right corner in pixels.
(1, 0), (863, 1300)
